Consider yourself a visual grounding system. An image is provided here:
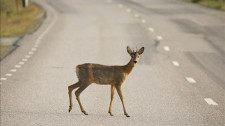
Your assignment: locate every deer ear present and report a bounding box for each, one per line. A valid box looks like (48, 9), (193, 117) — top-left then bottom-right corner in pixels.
(138, 47), (144, 55)
(127, 46), (132, 54)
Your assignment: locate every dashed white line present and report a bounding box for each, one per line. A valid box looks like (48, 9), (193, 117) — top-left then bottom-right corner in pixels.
(5, 73), (12, 77)
(25, 55), (31, 58)
(126, 9), (131, 13)
(185, 77), (196, 84)
(22, 59), (28, 62)
(148, 27), (154, 32)
(34, 45), (39, 48)
(31, 48), (37, 51)
(0, 78), (7, 81)
(156, 36), (163, 41)
(107, 0), (111, 3)
(141, 19), (146, 23)
(10, 69), (17, 72)
(118, 4), (123, 8)
(28, 52), (34, 55)
(19, 62), (25, 65)
(163, 46), (170, 51)
(15, 65), (21, 68)
(204, 98), (218, 105)
(134, 14), (139, 18)
(37, 37), (42, 42)
(172, 61), (180, 66)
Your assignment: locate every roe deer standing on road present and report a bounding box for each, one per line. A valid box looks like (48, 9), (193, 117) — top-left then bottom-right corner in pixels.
(68, 46), (144, 117)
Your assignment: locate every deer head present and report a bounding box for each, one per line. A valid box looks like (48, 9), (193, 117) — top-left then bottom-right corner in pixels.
(127, 46), (145, 64)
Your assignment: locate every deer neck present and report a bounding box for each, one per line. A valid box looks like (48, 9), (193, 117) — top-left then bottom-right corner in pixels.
(123, 59), (135, 75)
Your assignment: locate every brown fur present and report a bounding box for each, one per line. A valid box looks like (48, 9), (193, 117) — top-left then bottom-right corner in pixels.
(68, 46), (144, 117)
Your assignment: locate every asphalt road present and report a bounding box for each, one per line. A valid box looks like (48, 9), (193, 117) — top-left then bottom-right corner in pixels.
(1, 0), (225, 125)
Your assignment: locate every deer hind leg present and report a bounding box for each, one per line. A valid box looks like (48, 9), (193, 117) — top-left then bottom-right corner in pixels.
(108, 85), (115, 116)
(68, 81), (81, 112)
(75, 84), (89, 115)
(116, 86), (130, 117)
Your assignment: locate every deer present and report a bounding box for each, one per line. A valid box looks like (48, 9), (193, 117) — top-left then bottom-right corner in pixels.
(68, 46), (144, 117)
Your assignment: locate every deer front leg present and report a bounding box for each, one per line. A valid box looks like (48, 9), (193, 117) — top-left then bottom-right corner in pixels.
(75, 84), (89, 115)
(68, 81), (81, 112)
(108, 85), (115, 116)
(116, 86), (130, 117)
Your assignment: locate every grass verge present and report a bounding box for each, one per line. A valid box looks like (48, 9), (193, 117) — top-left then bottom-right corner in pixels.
(185, 0), (225, 11)
(0, 0), (45, 60)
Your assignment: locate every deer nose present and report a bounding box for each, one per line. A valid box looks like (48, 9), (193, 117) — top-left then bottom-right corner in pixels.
(134, 61), (137, 64)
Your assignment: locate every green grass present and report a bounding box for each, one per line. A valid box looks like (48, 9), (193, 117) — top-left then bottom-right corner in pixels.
(0, 0), (44, 38)
(0, 0), (44, 60)
(185, 0), (225, 11)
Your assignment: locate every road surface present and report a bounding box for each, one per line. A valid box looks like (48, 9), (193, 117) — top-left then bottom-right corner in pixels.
(1, 0), (225, 125)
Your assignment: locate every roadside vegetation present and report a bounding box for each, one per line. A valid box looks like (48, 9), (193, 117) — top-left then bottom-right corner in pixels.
(185, 0), (225, 11)
(0, 0), (44, 37)
(0, 0), (44, 60)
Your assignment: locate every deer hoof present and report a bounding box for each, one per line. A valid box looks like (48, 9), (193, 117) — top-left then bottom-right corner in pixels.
(82, 111), (88, 115)
(125, 114), (130, 117)
(108, 112), (114, 116)
(69, 107), (72, 112)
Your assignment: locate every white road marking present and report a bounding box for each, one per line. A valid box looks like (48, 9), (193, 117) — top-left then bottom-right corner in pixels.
(0, 78), (7, 81)
(204, 98), (218, 105)
(141, 19), (146, 23)
(25, 55), (31, 58)
(31, 48), (37, 51)
(118, 4), (123, 8)
(156, 36), (163, 40)
(28, 52), (34, 55)
(172, 61), (180, 66)
(37, 37), (42, 42)
(22, 59), (28, 62)
(15, 65), (21, 68)
(34, 45), (39, 48)
(126, 9), (131, 13)
(10, 69), (17, 72)
(134, 14), (139, 18)
(185, 77), (196, 83)
(148, 27), (154, 32)
(163, 46), (170, 51)
(0, 10), (58, 84)
(19, 62), (25, 65)
(5, 73), (12, 77)
(36, 39), (40, 42)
